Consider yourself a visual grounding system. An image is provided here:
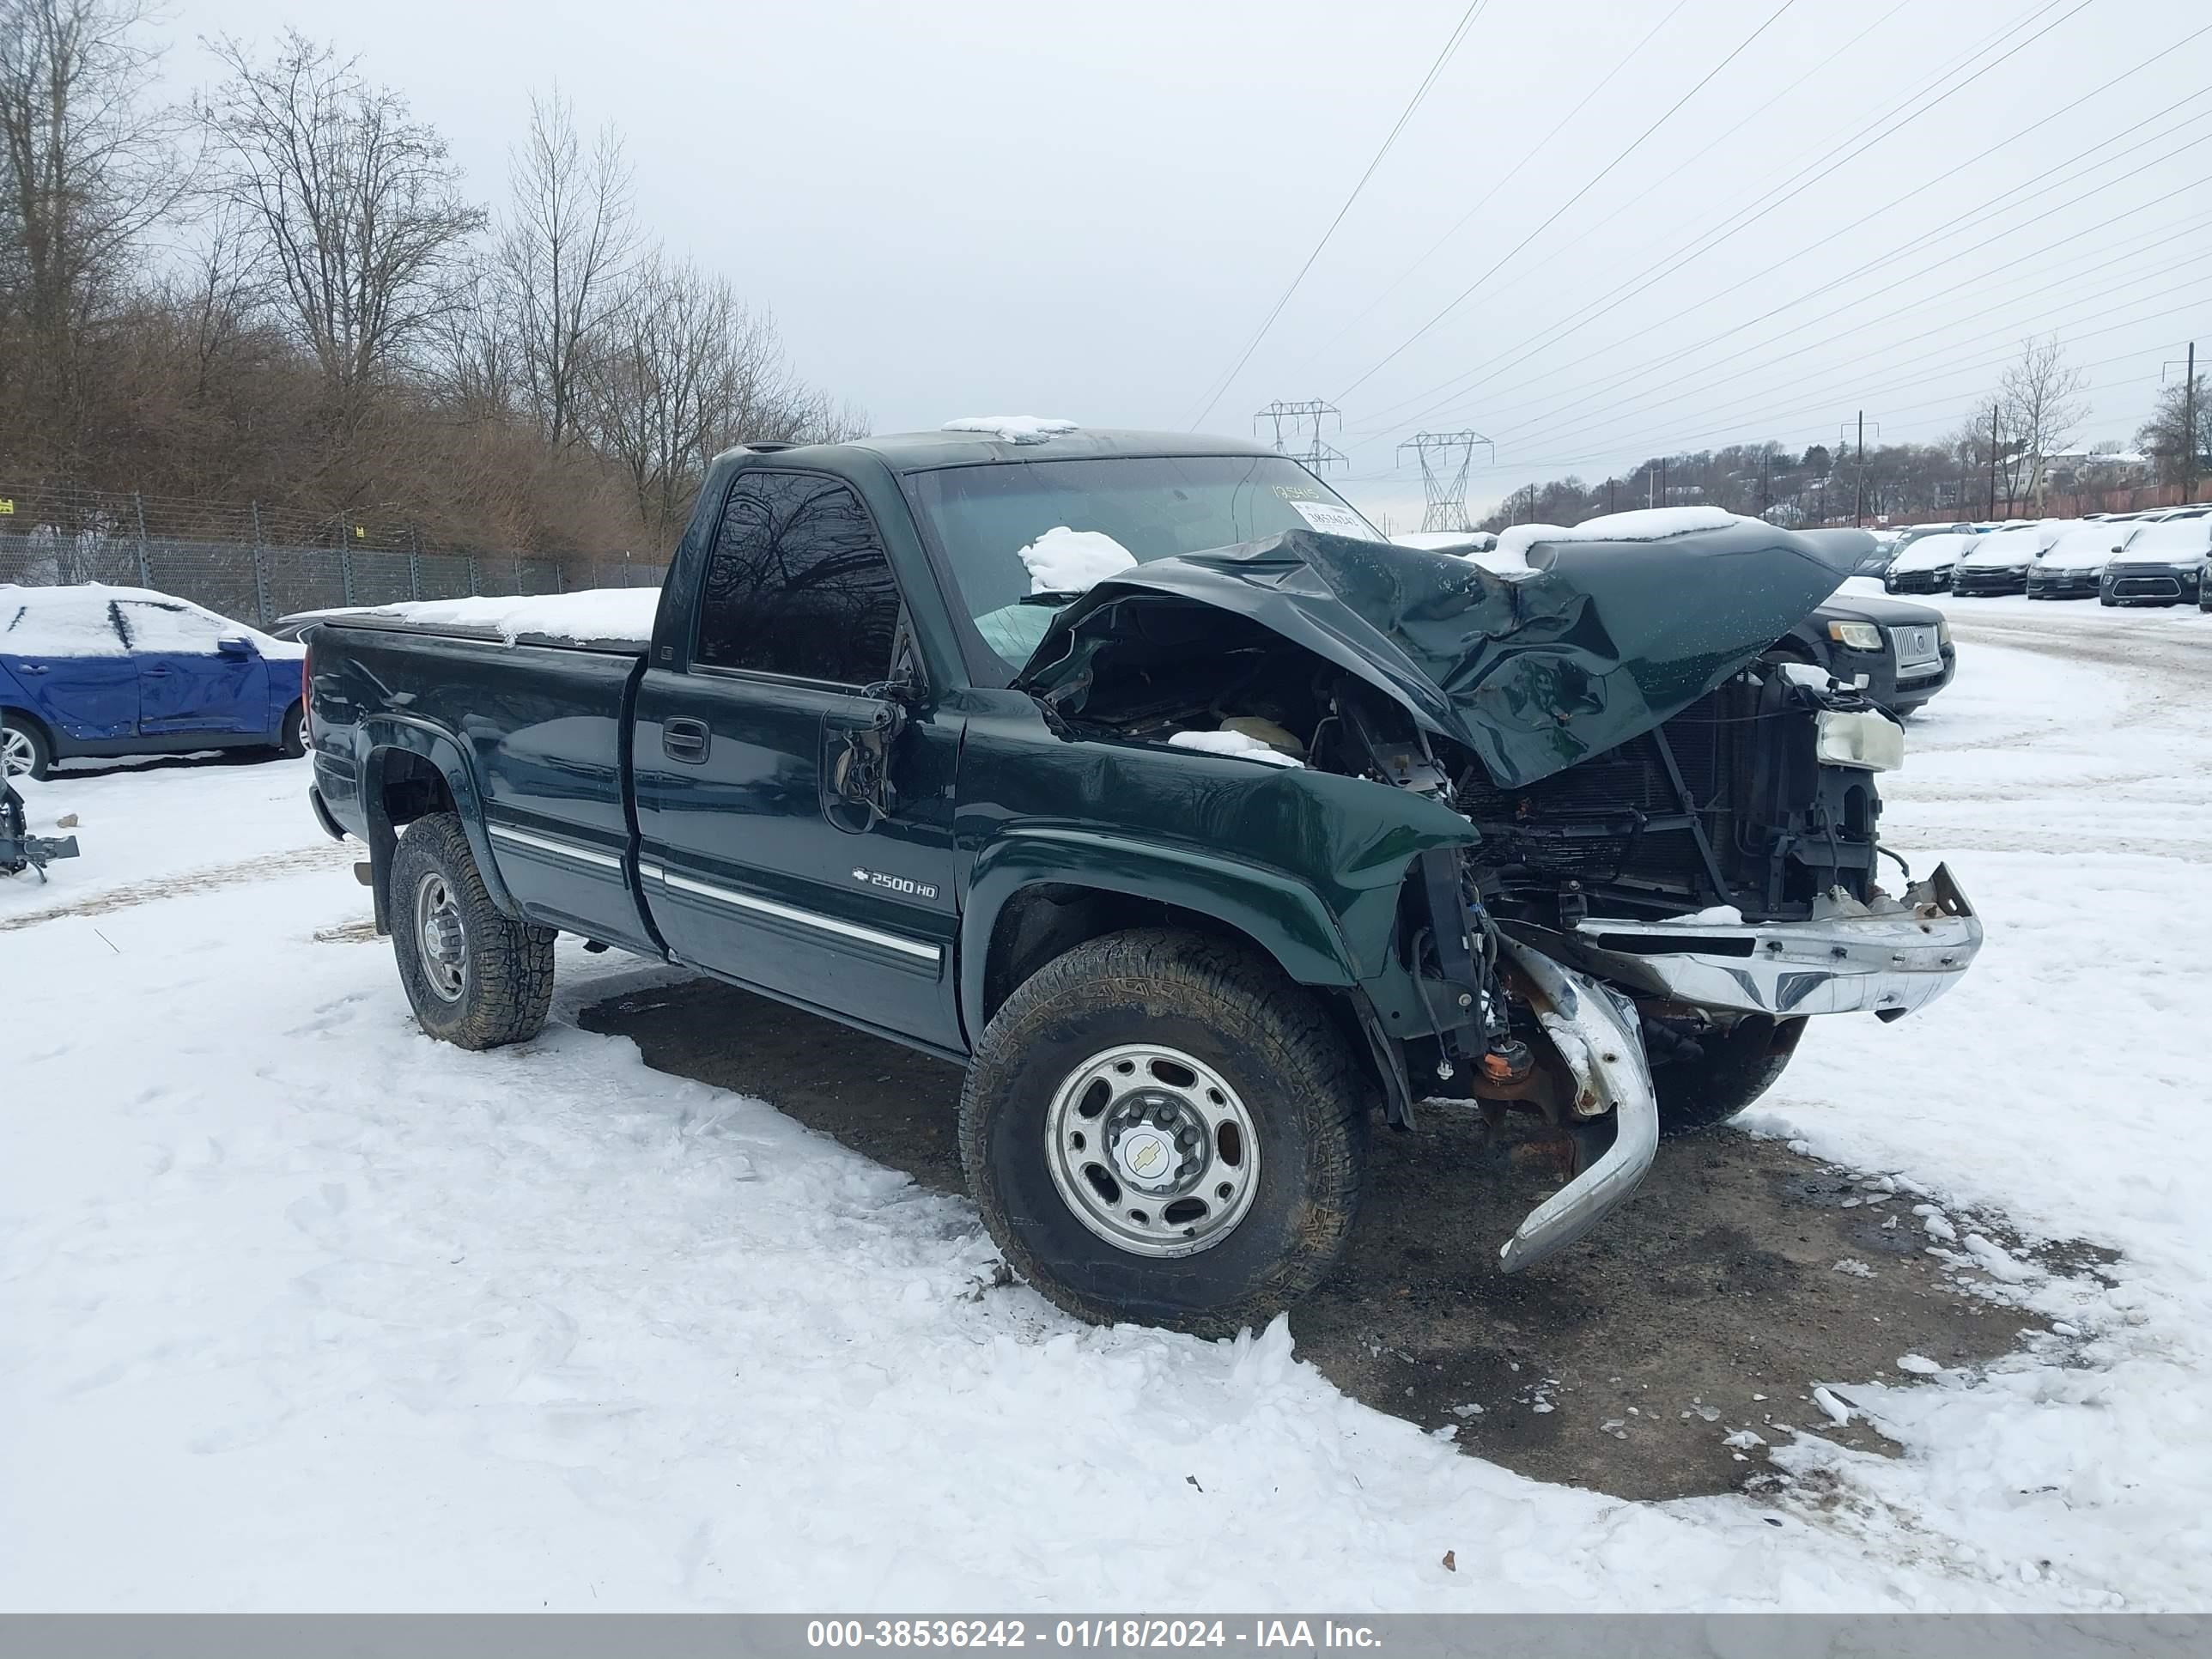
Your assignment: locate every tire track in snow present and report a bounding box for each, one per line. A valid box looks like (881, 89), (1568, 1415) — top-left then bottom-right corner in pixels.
(0, 842), (356, 931)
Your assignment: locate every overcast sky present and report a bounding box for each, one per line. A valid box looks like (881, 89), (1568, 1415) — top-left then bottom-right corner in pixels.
(151, 0), (2210, 526)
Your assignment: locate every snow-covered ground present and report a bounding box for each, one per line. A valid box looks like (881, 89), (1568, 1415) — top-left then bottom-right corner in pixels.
(4, 605), (2210, 1612)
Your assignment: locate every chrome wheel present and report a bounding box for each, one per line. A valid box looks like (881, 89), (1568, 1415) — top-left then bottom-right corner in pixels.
(413, 871), (468, 1002)
(1043, 1043), (1261, 1258)
(1, 726), (34, 779)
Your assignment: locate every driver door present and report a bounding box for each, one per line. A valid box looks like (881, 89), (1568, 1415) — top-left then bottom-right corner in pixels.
(632, 470), (963, 1051)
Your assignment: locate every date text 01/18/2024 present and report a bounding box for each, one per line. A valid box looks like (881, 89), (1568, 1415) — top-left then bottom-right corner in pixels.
(805, 1620), (1382, 1649)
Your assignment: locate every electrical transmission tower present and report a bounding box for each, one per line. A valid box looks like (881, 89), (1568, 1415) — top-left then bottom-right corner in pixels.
(1395, 430), (1495, 532)
(1255, 400), (1348, 471)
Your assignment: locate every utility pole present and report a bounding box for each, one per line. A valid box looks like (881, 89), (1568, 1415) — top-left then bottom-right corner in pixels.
(2167, 343), (2199, 506)
(1855, 410), (1865, 528)
(1254, 400), (1347, 471)
(1759, 453), (1770, 517)
(1987, 403), (2000, 520)
(1396, 430), (1494, 532)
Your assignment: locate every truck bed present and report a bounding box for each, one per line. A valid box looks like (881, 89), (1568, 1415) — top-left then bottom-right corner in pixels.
(305, 613), (659, 955)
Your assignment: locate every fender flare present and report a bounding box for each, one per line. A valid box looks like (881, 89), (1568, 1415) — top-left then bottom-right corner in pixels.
(959, 828), (1362, 1040)
(357, 715), (520, 928)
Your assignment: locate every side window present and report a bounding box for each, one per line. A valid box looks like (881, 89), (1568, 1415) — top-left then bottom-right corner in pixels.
(695, 472), (902, 684)
(114, 600), (231, 653)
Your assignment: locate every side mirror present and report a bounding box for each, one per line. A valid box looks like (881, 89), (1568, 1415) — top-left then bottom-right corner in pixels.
(216, 636), (256, 659)
(824, 696), (907, 825)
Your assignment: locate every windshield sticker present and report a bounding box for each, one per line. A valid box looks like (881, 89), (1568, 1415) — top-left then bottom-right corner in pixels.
(1288, 499), (1381, 541)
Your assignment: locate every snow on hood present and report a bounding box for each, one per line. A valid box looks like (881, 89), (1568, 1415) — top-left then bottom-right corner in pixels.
(1497, 506), (1742, 557)
(1957, 525), (2060, 568)
(1018, 526), (1138, 593)
(942, 416), (1079, 445)
(2110, 518), (2212, 563)
(1889, 532), (1981, 574)
(2039, 526), (2133, 572)
(1018, 521), (1852, 790)
(288, 588), (662, 647)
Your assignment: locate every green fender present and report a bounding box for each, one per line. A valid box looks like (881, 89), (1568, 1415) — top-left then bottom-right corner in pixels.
(960, 827), (1362, 1034)
(357, 714), (520, 928)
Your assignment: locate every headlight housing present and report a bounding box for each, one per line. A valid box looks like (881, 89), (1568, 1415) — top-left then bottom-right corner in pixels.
(1936, 618), (1951, 647)
(1827, 620), (1884, 652)
(1815, 708), (1904, 771)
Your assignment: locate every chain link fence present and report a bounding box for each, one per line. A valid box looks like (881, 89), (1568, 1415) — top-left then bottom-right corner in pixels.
(0, 483), (665, 629)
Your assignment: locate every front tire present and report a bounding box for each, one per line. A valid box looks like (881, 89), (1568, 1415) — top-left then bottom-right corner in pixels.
(1652, 1014), (1807, 1136)
(2, 714), (52, 781)
(276, 702), (306, 757)
(960, 928), (1369, 1336)
(388, 811), (554, 1049)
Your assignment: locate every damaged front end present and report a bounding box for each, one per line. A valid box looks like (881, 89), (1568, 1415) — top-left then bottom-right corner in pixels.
(1014, 524), (1984, 1271)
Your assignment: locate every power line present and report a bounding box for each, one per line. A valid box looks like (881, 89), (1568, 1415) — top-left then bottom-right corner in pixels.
(1462, 93), (2212, 445)
(1345, 0), (2106, 440)
(1471, 310), (2207, 481)
(1332, 0), (1802, 405)
(1480, 144), (2212, 460)
(1420, 7), (2199, 448)
(1182, 0), (1487, 431)
(1295, 0), (1696, 373)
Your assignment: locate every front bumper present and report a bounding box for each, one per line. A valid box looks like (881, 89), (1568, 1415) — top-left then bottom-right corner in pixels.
(1493, 939), (1659, 1273)
(1951, 566), (2027, 596)
(1885, 568), (1951, 593)
(1510, 864), (1982, 1020)
(2102, 563), (2201, 605)
(2027, 568), (2101, 599)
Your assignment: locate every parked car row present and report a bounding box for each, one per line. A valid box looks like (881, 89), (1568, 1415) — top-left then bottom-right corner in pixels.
(0, 583), (307, 779)
(1882, 507), (2212, 605)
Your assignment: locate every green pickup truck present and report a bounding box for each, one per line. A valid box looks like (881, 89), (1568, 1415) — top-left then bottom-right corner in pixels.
(296, 425), (1982, 1334)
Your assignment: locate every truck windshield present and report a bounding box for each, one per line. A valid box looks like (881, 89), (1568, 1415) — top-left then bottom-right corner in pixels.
(905, 454), (1382, 671)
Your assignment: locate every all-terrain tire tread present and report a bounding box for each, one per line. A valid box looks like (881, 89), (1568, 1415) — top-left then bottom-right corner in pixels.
(389, 811), (554, 1050)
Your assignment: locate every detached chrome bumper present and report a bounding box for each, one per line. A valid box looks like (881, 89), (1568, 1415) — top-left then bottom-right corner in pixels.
(1512, 864), (1981, 1020)
(1494, 939), (1659, 1273)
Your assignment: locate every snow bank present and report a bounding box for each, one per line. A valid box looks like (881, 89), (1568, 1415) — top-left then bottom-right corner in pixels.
(942, 416), (1079, 445)
(1018, 526), (1136, 593)
(298, 587), (662, 647)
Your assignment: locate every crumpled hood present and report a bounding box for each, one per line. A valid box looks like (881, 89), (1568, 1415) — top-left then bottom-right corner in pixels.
(1015, 523), (1853, 789)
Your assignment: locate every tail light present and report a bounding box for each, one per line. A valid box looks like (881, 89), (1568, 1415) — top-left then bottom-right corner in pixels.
(301, 645), (313, 746)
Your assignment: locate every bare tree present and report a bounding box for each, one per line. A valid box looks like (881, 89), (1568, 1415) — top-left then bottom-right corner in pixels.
(1998, 336), (2087, 511)
(586, 250), (850, 543)
(2136, 374), (2209, 493)
(498, 88), (635, 447)
(428, 252), (514, 422)
(196, 31), (484, 420)
(0, 0), (185, 459)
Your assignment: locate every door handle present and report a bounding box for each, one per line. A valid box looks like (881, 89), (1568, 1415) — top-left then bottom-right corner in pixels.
(663, 718), (710, 763)
(143, 666), (174, 677)
(18, 664), (46, 674)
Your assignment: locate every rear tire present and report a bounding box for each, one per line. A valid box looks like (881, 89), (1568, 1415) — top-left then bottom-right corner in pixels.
(2, 714), (51, 781)
(1652, 1014), (1808, 1136)
(388, 811), (554, 1049)
(960, 927), (1369, 1336)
